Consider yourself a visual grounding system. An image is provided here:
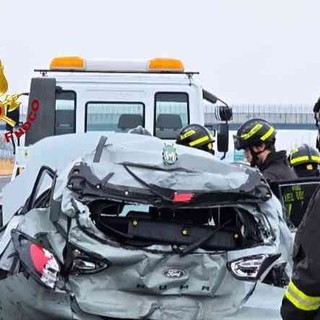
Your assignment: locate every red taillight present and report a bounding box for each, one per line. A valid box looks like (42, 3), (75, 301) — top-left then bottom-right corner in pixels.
(30, 244), (51, 273)
(29, 243), (60, 288)
(11, 230), (61, 289)
(173, 192), (194, 202)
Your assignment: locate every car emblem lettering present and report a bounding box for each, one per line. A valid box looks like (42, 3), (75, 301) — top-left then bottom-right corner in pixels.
(163, 268), (186, 278)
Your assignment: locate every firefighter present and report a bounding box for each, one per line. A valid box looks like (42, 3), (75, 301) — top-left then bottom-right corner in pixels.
(175, 124), (215, 155)
(280, 98), (320, 319)
(288, 144), (320, 178)
(234, 118), (297, 182)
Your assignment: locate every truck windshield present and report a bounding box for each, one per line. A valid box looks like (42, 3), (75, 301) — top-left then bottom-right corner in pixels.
(154, 92), (189, 139)
(85, 102), (145, 132)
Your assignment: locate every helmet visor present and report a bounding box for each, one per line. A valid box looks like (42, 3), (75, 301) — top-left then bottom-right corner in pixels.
(233, 135), (245, 150)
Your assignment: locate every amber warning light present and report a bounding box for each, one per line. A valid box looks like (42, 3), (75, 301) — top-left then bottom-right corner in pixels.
(49, 56), (185, 72)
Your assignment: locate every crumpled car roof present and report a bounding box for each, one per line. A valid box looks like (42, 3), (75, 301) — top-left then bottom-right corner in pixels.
(3, 133), (271, 224)
(55, 133), (272, 206)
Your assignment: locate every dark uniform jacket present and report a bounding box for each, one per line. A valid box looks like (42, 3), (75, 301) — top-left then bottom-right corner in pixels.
(258, 150), (297, 182)
(281, 185), (320, 320)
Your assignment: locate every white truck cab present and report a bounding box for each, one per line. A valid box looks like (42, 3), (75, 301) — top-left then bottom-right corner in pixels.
(8, 56), (232, 177)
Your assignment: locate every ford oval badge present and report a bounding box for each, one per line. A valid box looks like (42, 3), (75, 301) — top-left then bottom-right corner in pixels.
(163, 268), (186, 278)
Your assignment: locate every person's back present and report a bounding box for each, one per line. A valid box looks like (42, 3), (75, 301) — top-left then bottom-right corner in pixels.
(233, 118), (297, 183)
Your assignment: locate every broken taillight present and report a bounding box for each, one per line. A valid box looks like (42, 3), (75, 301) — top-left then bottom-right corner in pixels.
(29, 244), (60, 288)
(11, 230), (60, 289)
(172, 192), (194, 203)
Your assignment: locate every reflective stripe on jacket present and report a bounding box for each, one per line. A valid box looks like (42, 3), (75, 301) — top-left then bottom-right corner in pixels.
(285, 281), (320, 311)
(281, 185), (320, 320)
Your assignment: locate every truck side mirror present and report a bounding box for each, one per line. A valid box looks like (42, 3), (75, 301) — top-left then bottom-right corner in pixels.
(217, 123), (229, 153)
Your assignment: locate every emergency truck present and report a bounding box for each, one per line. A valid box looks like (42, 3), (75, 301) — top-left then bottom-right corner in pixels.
(5, 56), (231, 177)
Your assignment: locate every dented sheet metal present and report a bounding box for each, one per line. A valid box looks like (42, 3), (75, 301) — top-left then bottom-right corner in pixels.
(0, 133), (293, 319)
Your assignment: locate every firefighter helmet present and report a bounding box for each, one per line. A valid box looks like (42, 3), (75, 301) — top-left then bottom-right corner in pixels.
(234, 118), (276, 150)
(176, 124), (215, 152)
(289, 144), (320, 177)
(289, 144), (320, 167)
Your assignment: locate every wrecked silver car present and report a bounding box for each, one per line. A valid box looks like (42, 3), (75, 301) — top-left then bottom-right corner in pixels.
(0, 133), (292, 319)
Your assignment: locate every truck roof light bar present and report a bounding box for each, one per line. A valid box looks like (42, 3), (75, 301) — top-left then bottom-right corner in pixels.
(47, 56), (188, 73)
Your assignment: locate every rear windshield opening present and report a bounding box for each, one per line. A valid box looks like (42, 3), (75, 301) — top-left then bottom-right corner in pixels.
(89, 200), (263, 251)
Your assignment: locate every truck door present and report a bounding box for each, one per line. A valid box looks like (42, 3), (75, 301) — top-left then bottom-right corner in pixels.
(25, 78), (76, 146)
(25, 78), (56, 146)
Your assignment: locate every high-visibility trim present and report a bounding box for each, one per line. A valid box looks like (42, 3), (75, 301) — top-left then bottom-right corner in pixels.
(287, 203), (293, 218)
(290, 155), (320, 165)
(290, 156), (310, 165)
(311, 155), (320, 163)
(180, 129), (195, 140)
(285, 281), (320, 311)
(189, 135), (210, 147)
(260, 127), (275, 141)
(240, 124), (263, 140)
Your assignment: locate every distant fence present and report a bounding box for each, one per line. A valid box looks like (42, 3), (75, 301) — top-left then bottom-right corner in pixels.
(205, 104), (315, 130)
(0, 104), (317, 158)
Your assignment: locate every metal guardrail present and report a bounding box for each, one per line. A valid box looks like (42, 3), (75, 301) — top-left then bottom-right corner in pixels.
(0, 104), (316, 158)
(205, 104), (314, 126)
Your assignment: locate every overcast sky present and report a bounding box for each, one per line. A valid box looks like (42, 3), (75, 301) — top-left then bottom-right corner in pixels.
(1, 0), (320, 105)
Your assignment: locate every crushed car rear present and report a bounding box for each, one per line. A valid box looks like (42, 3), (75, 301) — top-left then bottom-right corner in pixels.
(0, 133), (292, 319)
